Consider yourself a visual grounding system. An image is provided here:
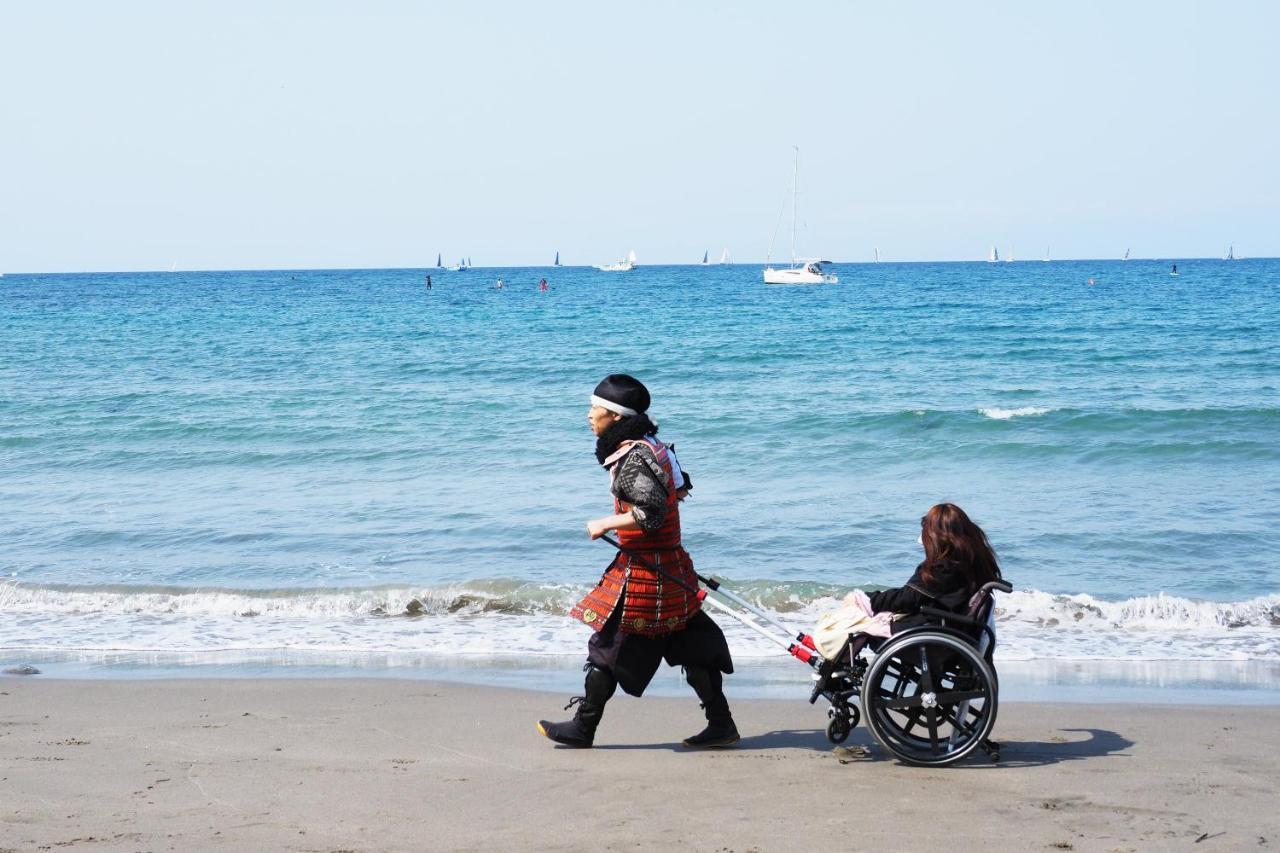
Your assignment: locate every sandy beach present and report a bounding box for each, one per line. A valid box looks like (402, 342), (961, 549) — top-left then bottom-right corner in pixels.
(2, 679), (1276, 852)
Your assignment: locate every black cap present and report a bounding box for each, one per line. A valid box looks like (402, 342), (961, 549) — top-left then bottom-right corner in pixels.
(592, 374), (650, 415)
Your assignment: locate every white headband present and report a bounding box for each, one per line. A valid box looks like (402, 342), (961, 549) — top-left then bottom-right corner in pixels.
(590, 394), (639, 417)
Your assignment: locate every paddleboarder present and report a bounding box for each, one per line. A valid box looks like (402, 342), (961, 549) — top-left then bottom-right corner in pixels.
(537, 374), (737, 749)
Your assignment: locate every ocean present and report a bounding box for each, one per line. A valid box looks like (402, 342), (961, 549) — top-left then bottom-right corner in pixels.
(2, 259), (1278, 700)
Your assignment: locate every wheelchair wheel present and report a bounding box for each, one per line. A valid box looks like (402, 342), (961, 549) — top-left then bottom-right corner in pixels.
(826, 704), (859, 744)
(860, 631), (998, 766)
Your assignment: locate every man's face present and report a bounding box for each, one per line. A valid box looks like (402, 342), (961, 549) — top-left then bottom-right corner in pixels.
(587, 406), (621, 436)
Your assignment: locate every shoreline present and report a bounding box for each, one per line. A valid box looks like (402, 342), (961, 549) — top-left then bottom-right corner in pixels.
(3, 678), (1278, 852)
(6, 653), (1280, 706)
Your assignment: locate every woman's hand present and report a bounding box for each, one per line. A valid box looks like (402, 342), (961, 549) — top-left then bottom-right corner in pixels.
(586, 518), (613, 540)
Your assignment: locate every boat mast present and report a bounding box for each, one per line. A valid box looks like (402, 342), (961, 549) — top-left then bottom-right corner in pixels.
(790, 146), (799, 265)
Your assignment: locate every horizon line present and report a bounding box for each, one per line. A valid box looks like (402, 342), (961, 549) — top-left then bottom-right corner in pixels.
(4, 256), (1270, 276)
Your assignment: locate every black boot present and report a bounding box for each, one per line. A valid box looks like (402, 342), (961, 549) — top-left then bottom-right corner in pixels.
(537, 665), (617, 748)
(682, 666), (739, 748)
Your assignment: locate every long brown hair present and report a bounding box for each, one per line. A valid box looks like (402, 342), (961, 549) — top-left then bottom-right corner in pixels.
(920, 503), (1001, 588)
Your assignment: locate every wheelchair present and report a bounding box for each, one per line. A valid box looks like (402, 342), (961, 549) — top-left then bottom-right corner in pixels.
(809, 580), (1013, 766)
(597, 535), (1012, 767)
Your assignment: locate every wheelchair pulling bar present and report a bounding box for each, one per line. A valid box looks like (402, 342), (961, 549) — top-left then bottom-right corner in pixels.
(598, 536), (825, 668)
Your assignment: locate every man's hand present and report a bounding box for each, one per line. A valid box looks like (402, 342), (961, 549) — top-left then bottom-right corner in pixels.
(586, 518), (613, 540)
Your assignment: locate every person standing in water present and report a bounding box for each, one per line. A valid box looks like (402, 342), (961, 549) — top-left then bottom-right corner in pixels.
(537, 374), (738, 749)
(425, 274), (432, 289)
(539, 278), (548, 292)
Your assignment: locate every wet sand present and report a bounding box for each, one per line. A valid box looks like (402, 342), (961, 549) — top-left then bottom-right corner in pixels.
(2, 679), (1277, 852)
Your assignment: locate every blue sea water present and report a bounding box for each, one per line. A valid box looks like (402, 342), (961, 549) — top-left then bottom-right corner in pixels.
(2, 259), (1278, 695)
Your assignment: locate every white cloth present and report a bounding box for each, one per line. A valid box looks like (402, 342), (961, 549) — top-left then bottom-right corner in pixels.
(813, 589), (894, 660)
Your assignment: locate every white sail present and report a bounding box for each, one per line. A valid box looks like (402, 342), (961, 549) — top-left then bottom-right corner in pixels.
(988, 246), (998, 263)
(719, 248), (731, 265)
(1123, 248), (1130, 261)
(874, 247), (880, 262)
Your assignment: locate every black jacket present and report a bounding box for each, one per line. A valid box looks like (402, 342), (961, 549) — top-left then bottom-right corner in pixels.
(867, 560), (974, 634)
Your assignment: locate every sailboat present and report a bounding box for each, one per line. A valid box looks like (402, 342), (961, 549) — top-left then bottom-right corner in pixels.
(701, 250), (709, 266)
(597, 249), (637, 272)
(1123, 248), (1131, 261)
(554, 251), (561, 267)
(1043, 247), (1051, 262)
(763, 147), (838, 285)
(1005, 247), (1015, 262)
(988, 246), (999, 263)
(874, 247), (881, 263)
(436, 253), (442, 268)
(447, 257), (468, 272)
(719, 248), (731, 265)
(1223, 245), (1235, 261)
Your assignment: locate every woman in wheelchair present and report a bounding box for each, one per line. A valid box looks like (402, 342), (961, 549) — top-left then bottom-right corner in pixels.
(815, 502), (1002, 656)
(870, 502), (1002, 632)
(811, 503), (1011, 764)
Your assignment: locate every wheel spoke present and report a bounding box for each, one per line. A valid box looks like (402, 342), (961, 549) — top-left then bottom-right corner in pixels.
(925, 707), (940, 753)
(917, 647), (935, 694)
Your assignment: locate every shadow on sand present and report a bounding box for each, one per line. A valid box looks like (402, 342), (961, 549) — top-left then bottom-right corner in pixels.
(592, 726), (1136, 767)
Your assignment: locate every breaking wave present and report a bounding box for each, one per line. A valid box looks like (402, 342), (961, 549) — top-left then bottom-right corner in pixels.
(1, 580), (1277, 663)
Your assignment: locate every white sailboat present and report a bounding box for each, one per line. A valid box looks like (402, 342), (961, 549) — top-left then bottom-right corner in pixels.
(763, 147), (838, 285)
(874, 247), (881, 263)
(701, 250), (709, 266)
(1123, 248), (1131, 261)
(1043, 247), (1050, 262)
(597, 249), (637, 272)
(1005, 246), (1015, 262)
(447, 257), (469, 272)
(988, 246), (999, 263)
(719, 248), (731, 265)
(436, 253), (442, 268)
(1223, 244), (1235, 261)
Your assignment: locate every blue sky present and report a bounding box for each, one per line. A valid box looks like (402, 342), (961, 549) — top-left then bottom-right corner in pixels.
(3, 1), (1277, 272)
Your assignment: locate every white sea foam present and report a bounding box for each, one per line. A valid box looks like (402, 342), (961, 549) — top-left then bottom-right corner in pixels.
(978, 405), (1053, 420)
(1, 581), (1277, 665)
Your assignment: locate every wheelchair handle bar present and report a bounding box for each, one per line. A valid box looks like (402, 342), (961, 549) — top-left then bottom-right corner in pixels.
(597, 535), (824, 668)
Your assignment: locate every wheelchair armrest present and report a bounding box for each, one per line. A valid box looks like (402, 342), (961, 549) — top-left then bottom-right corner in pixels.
(919, 606), (979, 628)
(981, 580), (1013, 595)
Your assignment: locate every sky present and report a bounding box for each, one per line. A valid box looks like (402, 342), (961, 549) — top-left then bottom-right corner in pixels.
(2, 1), (1278, 272)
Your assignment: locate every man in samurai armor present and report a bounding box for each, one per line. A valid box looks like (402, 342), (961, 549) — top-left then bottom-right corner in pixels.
(536, 374), (738, 749)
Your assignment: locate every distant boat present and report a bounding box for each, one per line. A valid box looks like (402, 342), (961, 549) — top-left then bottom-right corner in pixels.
(436, 253), (442, 268)
(1123, 248), (1131, 261)
(1005, 246), (1015, 262)
(701, 250), (709, 266)
(554, 251), (561, 267)
(447, 257), (468, 272)
(1224, 244), (1235, 261)
(763, 147), (838, 285)
(988, 246), (999, 263)
(597, 249), (637, 272)
(719, 248), (731, 265)
(1043, 247), (1050, 262)
(874, 247), (881, 263)
(168, 261), (177, 273)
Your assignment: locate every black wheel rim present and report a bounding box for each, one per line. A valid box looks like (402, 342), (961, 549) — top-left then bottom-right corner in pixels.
(861, 634), (997, 765)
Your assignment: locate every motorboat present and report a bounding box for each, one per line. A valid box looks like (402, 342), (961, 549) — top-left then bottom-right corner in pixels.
(596, 249), (637, 272)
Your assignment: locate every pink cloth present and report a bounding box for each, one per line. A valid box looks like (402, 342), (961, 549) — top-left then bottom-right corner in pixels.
(812, 589), (894, 660)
